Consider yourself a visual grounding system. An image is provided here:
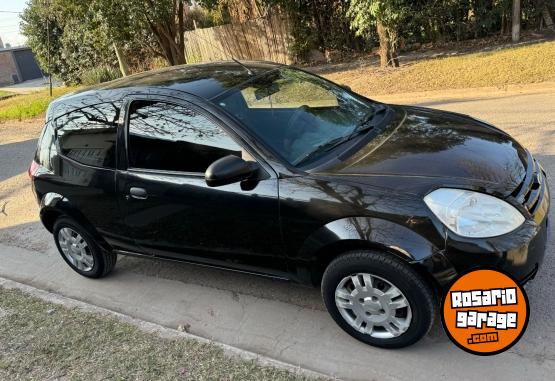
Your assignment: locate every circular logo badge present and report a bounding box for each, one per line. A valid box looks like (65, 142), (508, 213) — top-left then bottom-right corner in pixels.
(441, 268), (529, 355)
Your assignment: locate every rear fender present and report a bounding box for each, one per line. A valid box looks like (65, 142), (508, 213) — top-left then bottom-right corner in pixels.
(39, 192), (112, 252)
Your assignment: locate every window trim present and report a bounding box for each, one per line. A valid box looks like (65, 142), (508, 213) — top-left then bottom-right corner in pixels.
(53, 101), (121, 170)
(123, 95), (264, 176)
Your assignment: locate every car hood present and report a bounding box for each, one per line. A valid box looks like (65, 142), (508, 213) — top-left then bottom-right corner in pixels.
(321, 105), (528, 197)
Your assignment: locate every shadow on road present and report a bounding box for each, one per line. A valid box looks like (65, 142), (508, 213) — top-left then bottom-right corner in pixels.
(0, 139), (37, 182)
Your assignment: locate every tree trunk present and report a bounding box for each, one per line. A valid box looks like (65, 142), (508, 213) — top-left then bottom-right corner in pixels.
(542, 4), (555, 30)
(144, 1), (186, 67)
(512, 0), (521, 42)
(388, 29), (400, 67)
(376, 20), (389, 68)
(177, 0), (185, 59)
(311, 2), (325, 50)
(113, 43), (129, 76)
(376, 19), (399, 68)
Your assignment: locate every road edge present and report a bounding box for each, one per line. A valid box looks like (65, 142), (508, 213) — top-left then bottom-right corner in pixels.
(0, 276), (334, 380)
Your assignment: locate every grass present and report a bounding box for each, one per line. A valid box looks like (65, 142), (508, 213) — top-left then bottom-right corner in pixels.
(324, 40), (555, 95)
(0, 87), (76, 122)
(0, 90), (12, 98)
(0, 287), (319, 381)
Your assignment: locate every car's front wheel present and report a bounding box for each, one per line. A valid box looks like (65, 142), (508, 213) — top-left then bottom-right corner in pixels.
(53, 217), (117, 278)
(321, 250), (436, 348)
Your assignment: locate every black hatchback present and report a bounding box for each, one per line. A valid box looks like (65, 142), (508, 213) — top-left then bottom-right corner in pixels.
(30, 61), (549, 348)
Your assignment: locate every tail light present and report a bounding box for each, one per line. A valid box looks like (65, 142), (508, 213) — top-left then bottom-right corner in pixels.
(28, 160), (40, 178)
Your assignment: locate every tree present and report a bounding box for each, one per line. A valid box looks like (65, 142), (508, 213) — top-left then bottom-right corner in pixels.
(21, 0), (117, 84)
(140, 0), (187, 65)
(21, 0), (192, 83)
(92, 0), (188, 67)
(348, 0), (410, 67)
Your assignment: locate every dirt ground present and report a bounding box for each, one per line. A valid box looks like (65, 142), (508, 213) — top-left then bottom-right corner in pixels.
(0, 118), (51, 252)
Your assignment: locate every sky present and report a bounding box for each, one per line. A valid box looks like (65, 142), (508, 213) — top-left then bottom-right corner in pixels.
(0, 0), (28, 47)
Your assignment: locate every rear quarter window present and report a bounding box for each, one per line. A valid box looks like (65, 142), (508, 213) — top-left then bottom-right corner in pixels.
(55, 102), (121, 168)
(35, 122), (58, 171)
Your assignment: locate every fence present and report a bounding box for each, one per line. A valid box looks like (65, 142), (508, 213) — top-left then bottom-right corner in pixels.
(184, 13), (293, 65)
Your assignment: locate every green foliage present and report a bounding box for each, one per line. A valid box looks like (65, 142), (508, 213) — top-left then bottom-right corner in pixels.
(20, 1), (65, 82)
(280, 0), (555, 58)
(267, 0), (365, 60)
(348, 0), (411, 36)
(20, 0), (555, 77)
(79, 66), (122, 86)
(21, 0), (118, 84)
(186, 7), (223, 28)
(21, 0), (188, 84)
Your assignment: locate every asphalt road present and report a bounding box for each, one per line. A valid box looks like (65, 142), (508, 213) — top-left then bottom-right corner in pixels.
(1, 87), (554, 380)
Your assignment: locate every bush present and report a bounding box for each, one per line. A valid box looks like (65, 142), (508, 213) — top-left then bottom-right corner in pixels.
(79, 66), (122, 86)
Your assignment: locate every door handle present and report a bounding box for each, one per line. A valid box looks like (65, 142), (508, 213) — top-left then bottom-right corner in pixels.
(128, 187), (148, 200)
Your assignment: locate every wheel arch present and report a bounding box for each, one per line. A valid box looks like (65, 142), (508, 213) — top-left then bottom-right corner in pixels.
(292, 216), (454, 292)
(39, 192), (112, 252)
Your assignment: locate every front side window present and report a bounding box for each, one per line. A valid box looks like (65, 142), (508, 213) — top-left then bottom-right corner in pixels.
(56, 102), (120, 168)
(214, 68), (379, 167)
(127, 101), (243, 173)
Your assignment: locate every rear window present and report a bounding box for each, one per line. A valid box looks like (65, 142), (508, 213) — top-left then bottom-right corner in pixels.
(35, 122), (58, 171)
(55, 102), (121, 168)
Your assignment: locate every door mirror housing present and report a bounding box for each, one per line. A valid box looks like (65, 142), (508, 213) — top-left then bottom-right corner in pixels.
(205, 155), (259, 187)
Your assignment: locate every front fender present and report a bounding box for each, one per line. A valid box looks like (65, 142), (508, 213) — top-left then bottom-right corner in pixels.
(295, 216), (457, 288)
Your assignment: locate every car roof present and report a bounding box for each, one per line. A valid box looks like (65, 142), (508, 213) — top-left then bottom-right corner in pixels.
(100, 60), (281, 98)
(47, 61), (282, 120)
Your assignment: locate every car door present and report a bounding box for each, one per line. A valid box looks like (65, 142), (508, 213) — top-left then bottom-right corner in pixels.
(118, 95), (286, 276)
(53, 101), (130, 249)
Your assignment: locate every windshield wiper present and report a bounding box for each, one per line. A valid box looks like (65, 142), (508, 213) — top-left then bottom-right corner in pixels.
(294, 135), (352, 167)
(294, 104), (389, 167)
(347, 104), (388, 141)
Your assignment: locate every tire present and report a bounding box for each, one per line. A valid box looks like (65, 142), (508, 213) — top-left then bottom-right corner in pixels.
(321, 250), (436, 348)
(53, 216), (117, 278)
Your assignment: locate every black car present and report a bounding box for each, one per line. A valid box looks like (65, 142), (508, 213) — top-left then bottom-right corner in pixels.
(30, 61), (549, 348)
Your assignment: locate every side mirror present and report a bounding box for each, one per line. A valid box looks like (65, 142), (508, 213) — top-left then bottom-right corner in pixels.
(205, 155), (259, 187)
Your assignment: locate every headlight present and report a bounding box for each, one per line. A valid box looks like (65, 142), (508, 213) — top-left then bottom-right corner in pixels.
(424, 188), (525, 238)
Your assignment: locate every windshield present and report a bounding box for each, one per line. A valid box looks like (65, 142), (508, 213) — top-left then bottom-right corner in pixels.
(213, 68), (380, 167)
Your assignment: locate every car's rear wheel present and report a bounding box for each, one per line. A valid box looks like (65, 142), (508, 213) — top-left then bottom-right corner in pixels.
(53, 217), (116, 278)
(321, 250), (436, 348)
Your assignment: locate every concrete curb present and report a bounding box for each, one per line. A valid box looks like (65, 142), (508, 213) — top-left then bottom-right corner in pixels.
(0, 276), (334, 380)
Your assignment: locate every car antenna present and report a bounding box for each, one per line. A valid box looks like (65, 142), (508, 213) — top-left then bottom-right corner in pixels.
(231, 57), (254, 76)
(184, 28), (255, 76)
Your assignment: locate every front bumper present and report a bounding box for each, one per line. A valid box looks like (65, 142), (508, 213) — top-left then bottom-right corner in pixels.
(440, 166), (550, 287)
